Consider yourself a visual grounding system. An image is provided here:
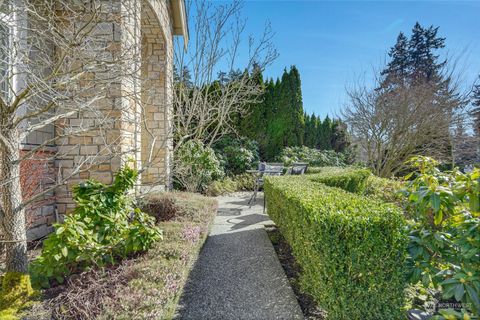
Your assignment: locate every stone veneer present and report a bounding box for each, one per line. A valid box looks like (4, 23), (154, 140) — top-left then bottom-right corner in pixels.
(17, 0), (182, 239)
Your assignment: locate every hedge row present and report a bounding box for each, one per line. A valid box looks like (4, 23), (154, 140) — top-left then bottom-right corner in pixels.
(265, 175), (407, 319)
(306, 167), (371, 193)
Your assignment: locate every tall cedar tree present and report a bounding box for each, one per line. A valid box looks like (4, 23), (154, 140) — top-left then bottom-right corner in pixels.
(233, 65), (349, 160)
(279, 66), (305, 147)
(472, 76), (480, 137)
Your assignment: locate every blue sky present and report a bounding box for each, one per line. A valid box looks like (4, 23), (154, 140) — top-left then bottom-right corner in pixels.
(240, 0), (480, 119)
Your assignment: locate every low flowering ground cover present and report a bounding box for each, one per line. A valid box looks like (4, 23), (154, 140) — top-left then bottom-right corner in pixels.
(19, 192), (217, 320)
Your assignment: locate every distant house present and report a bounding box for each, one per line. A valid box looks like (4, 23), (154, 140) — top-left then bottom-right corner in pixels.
(0, 0), (188, 239)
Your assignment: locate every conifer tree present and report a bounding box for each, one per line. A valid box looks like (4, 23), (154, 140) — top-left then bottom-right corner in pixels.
(380, 32), (409, 88)
(472, 76), (480, 137)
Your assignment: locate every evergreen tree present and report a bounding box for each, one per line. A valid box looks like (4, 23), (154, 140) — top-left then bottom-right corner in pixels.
(331, 119), (350, 153)
(472, 76), (480, 137)
(237, 68), (265, 139)
(304, 113), (318, 148)
(407, 23), (446, 82)
(277, 66), (305, 147)
(380, 32), (409, 88)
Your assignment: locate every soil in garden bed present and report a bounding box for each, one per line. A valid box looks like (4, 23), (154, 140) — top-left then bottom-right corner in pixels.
(265, 226), (327, 320)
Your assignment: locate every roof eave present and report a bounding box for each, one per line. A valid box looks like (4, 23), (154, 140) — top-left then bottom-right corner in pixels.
(171, 0), (189, 50)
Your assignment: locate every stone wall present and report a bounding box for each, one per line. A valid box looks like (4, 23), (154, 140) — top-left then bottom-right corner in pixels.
(17, 0), (177, 240)
(140, 0), (174, 190)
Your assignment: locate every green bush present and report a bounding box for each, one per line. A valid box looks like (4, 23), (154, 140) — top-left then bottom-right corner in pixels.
(233, 173), (255, 191)
(213, 136), (259, 175)
(280, 146), (347, 167)
(307, 167), (371, 193)
(400, 157), (480, 317)
(205, 177), (237, 196)
(174, 140), (223, 192)
(30, 165), (162, 288)
(363, 175), (405, 204)
(205, 173), (256, 196)
(265, 175), (407, 319)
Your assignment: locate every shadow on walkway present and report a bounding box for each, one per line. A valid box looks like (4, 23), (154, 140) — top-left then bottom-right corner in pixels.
(175, 193), (303, 320)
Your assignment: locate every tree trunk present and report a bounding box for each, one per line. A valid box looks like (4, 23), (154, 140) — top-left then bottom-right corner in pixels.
(0, 131), (28, 274)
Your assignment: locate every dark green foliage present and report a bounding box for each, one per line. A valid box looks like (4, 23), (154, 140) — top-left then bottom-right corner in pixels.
(231, 65), (352, 161)
(400, 157), (480, 317)
(264, 174), (408, 319)
(307, 167), (371, 193)
(280, 146), (347, 167)
(30, 165), (162, 287)
(472, 75), (480, 137)
(212, 136), (259, 176)
(205, 173), (255, 196)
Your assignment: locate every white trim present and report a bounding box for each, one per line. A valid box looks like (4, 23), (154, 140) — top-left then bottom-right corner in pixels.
(171, 0), (188, 50)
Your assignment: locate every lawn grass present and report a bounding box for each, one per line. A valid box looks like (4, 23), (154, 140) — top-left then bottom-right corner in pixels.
(24, 192), (217, 320)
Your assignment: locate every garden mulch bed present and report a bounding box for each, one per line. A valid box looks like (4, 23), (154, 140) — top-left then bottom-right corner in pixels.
(265, 226), (327, 320)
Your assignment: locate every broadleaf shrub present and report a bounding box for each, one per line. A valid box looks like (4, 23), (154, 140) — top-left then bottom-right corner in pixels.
(213, 136), (259, 175)
(30, 165), (162, 288)
(400, 157), (480, 317)
(280, 146), (347, 167)
(174, 140), (223, 192)
(204, 173), (256, 196)
(265, 175), (408, 319)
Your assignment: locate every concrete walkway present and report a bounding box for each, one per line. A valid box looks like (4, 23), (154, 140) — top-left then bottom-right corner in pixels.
(175, 192), (304, 320)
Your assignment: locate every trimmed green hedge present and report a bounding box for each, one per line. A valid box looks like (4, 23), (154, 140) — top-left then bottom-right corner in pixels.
(265, 175), (407, 319)
(306, 167), (371, 193)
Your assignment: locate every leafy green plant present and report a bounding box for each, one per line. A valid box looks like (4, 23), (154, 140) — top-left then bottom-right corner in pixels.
(213, 136), (259, 175)
(401, 156), (480, 318)
(205, 177), (237, 196)
(280, 146), (347, 167)
(30, 165), (162, 288)
(174, 140), (223, 192)
(265, 174), (407, 319)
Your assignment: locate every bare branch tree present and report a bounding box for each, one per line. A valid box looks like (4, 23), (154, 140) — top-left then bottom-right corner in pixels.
(343, 70), (469, 177)
(173, 0), (277, 149)
(0, 0), (165, 275)
(170, 0), (277, 190)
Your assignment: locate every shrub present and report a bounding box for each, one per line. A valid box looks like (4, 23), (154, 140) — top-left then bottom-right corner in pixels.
(233, 173), (256, 191)
(139, 193), (178, 223)
(30, 165), (162, 288)
(205, 177), (237, 196)
(280, 146), (346, 167)
(363, 175), (405, 204)
(0, 272), (34, 319)
(213, 136), (259, 175)
(400, 156), (480, 317)
(265, 175), (407, 319)
(174, 140), (223, 192)
(307, 167), (371, 193)
(205, 173), (256, 196)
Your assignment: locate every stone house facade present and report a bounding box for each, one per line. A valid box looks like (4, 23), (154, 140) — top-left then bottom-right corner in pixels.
(0, 0), (188, 240)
